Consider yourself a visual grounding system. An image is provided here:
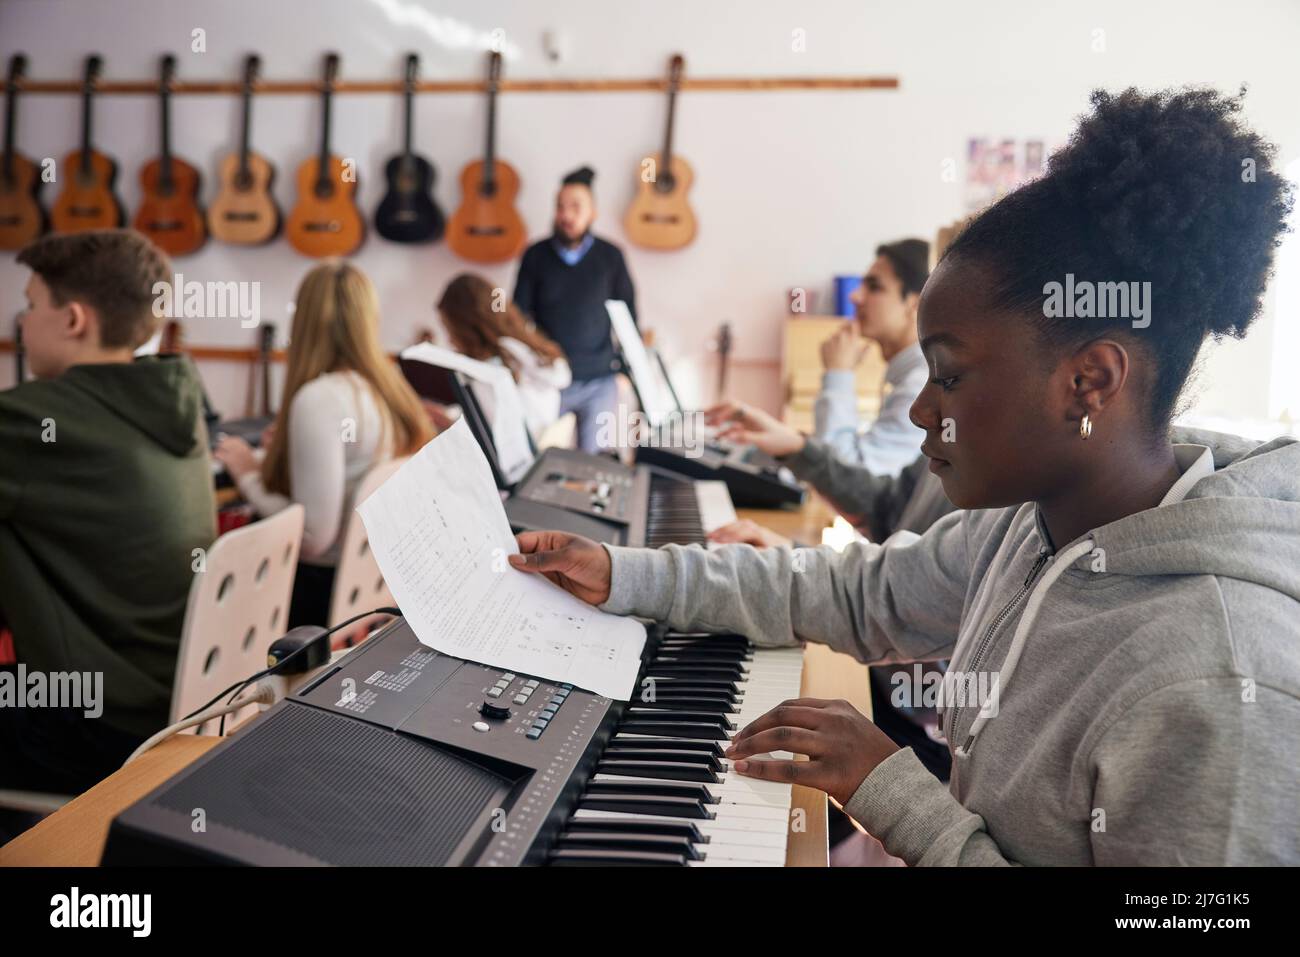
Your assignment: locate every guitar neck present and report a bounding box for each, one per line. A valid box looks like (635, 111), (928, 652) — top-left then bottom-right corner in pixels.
(260, 326), (274, 417)
(159, 85), (173, 188)
(2, 87), (15, 180)
(316, 87), (332, 187)
(80, 85), (93, 175)
(237, 86), (253, 175)
(660, 84), (677, 169)
(483, 84), (497, 189)
(402, 83), (414, 158)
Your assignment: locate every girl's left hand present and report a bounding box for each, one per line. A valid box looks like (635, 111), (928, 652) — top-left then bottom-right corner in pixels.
(725, 698), (900, 805)
(213, 435), (259, 480)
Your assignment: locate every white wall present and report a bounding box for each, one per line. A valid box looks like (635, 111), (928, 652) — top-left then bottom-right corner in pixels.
(2, 0), (1298, 421)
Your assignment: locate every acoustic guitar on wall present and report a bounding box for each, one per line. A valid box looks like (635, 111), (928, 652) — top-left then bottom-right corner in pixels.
(624, 54), (696, 250)
(0, 54), (47, 250)
(51, 54), (123, 234)
(286, 53), (364, 258)
(208, 54), (280, 245)
(374, 53), (444, 244)
(447, 51), (525, 263)
(133, 55), (206, 256)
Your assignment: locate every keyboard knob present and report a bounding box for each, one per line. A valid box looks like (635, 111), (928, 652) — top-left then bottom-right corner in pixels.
(480, 701), (511, 720)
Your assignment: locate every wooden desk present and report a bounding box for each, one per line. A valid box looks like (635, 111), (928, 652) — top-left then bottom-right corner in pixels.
(739, 498), (872, 864)
(0, 643), (870, 867)
(2, 498), (869, 868)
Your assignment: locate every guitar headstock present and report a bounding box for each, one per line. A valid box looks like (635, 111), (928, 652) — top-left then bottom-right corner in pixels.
(7, 54), (26, 94)
(322, 52), (340, 92)
(242, 53), (261, 92)
(83, 54), (102, 94)
(668, 53), (685, 92)
(404, 53), (419, 92)
(487, 49), (502, 91)
(159, 54), (177, 94)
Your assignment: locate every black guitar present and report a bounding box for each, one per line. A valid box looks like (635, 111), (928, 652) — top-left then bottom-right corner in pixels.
(374, 53), (443, 243)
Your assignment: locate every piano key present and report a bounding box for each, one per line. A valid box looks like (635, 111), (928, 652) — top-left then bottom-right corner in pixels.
(585, 779), (717, 803)
(558, 831), (705, 861)
(550, 848), (687, 867)
(596, 760), (721, 783)
(578, 794), (712, 819)
(565, 818), (709, 844)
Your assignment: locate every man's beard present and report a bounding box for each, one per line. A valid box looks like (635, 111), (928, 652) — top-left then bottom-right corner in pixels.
(555, 225), (590, 248)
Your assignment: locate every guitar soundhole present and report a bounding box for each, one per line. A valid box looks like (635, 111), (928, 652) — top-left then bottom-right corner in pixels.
(233, 170), (254, 191)
(313, 181), (335, 200)
(477, 181), (498, 199)
(654, 172), (677, 194)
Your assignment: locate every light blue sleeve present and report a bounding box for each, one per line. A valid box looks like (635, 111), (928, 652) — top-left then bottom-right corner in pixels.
(813, 370), (865, 462)
(814, 365), (927, 477)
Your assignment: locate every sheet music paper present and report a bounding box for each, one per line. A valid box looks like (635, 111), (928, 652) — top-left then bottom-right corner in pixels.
(605, 300), (678, 428)
(399, 342), (534, 485)
(357, 418), (647, 700)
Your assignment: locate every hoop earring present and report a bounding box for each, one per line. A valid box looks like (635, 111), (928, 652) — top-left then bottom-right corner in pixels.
(1080, 414), (1093, 440)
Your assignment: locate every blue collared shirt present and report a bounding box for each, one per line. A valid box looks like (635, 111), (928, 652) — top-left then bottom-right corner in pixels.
(552, 232), (595, 266)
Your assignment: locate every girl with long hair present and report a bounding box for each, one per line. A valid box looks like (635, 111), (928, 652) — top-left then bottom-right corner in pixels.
(215, 261), (433, 627)
(436, 273), (572, 441)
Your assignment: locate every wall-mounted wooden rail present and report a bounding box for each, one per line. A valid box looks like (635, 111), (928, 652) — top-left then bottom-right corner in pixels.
(15, 75), (898, 96)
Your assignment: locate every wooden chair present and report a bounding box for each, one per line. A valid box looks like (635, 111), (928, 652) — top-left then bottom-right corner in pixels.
(327, 459), (406, 648)
(170, 504), (305, 734)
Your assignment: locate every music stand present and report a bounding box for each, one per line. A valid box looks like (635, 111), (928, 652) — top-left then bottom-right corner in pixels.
(399, 357), (513, 491)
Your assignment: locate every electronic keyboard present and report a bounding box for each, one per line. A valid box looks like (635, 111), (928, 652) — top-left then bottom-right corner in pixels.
(634, 439), (806, 510)
(505, 447), (736, 547)
(101, 617), (804, 866)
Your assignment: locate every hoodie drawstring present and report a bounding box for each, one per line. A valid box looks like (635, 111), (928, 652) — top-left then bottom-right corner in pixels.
(956, 536), (1096, 757)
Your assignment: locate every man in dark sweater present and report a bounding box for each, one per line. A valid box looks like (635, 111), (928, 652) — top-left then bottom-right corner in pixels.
(513, 166), (637, 452)
(0, 231), (216, 798)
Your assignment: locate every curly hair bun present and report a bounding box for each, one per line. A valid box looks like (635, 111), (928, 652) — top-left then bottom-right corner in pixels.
(1044, 86), (1291, 339)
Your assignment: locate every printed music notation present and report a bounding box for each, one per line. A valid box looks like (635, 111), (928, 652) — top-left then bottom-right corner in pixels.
(357, 418), (645, 699)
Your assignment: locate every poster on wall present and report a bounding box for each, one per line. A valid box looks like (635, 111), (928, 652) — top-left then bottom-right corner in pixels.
(965, 138), (1047, 213)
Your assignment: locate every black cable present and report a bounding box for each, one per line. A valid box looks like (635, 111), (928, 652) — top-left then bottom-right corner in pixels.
(182, 606), (399, 723)
(217, 606), (401, 735)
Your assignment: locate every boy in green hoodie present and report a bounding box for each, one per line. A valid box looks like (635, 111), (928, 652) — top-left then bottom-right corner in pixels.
(0, 230), (216, 795)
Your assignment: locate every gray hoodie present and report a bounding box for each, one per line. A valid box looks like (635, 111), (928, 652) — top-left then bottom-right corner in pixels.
(601, 431), (1300, 865)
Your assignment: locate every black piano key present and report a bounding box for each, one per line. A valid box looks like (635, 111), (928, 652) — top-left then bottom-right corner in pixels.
(585, 780), (718, 803)
(558, 831), (705, 860)
(566, 818), (709, 843)
(578, 793), (713, 819)
(598, 748), (722, 770)
(550, 848), (688, 866)
(629, 697), (737, 713)
(626, 709), (736, 730)
(606, 737), (725, 756)
(637, 677), (740, 691)
(617, 719), (729, 740)
(597, 760), (720, 783)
